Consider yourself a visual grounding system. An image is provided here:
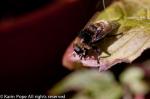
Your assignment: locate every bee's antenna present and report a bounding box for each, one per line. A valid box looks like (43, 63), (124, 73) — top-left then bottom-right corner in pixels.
(102, 0), (106, 10)
(102, 0), (111, 19)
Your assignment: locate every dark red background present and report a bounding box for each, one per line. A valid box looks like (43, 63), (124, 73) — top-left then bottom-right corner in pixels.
(0, 0), (99, 94)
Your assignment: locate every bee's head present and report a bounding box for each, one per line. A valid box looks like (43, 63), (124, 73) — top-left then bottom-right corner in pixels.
(73, 44), (84, 55)
(78, 30), (92, 44)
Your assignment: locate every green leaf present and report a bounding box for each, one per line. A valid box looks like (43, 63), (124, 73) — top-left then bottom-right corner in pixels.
(49, 70), (122, 99)
(120, 66), (149, 94)
(63, 0), (150, 71)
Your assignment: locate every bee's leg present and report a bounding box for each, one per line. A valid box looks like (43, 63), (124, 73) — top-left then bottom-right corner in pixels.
(79, 54), (83, 60)
(82, 48), (88, 60)
(95, 48), (101, 64)
(95, 51), (100, 64)
(96, 52), (100, 64)
(80, 55), (87, 61)
(99, 50), (111, 58)
(79, 51), (86, 60)
(92, 46), (101, 64)
(80, 54), (85, 60)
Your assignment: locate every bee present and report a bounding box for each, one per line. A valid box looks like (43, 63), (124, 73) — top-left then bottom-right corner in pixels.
(73, 20), (120, 63)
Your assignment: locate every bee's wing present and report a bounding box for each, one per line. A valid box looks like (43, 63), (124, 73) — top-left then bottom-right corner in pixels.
(91, 31), (107, 43)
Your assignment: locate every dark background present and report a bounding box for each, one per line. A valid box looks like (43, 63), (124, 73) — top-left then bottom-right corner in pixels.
(0, 0), (107, 94)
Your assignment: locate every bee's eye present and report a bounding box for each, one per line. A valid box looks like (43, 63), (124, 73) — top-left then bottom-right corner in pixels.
(74, 46), (83, 54)
(78, 30), (92, 44)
